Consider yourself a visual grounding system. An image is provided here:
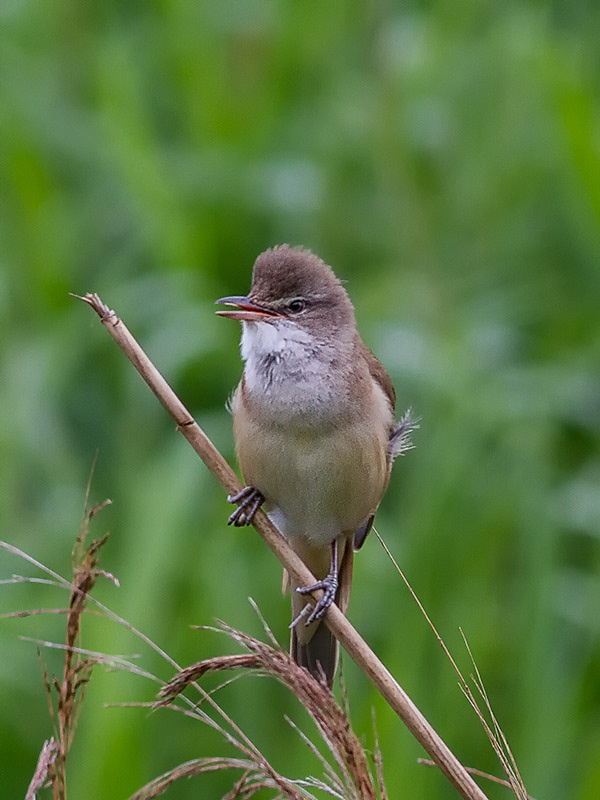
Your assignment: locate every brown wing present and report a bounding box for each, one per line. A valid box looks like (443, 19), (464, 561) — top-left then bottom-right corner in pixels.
(357, 338), (396, 413)
(353, 513), (374, 551)
(352, 340), (396, 551)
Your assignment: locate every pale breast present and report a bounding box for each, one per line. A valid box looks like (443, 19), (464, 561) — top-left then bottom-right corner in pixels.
(233, 384), (391, 546)
(233, 318), (394, 544)
(240, 319), (349, 428)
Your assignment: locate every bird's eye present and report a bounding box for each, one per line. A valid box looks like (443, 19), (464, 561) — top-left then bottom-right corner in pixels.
(288, 298), (306, 314)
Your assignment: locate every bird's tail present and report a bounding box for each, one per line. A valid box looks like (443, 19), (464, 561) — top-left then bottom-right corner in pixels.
(288, 537), (353, 688)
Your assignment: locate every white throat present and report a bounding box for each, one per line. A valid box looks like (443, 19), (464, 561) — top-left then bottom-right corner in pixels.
(239, 319), (348, 427)
(241, 318), (311, 367)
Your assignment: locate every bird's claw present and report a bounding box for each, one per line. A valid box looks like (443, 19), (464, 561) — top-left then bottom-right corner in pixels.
(227, 486), (265, 526)
(295, 571), (339, 626)
(289, 603), (312, 630)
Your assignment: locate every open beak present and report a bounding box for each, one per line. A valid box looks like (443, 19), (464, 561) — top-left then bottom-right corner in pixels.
(215, 295), (281, 322)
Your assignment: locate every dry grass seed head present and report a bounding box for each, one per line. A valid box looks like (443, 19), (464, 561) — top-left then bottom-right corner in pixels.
(159, 622), (380, 800)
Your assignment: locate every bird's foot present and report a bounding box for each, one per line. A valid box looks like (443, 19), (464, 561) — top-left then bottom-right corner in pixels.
(227, 486), (265, 526)
(294, 570), (339, 626)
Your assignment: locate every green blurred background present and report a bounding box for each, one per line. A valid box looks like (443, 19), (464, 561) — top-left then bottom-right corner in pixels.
(1, 1), (599, 798)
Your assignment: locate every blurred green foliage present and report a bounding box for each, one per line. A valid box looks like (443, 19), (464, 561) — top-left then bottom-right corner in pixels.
(1, 1), (600, 798)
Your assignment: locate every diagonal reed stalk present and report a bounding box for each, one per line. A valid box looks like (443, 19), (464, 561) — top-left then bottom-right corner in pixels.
(72, 291), (489, 800)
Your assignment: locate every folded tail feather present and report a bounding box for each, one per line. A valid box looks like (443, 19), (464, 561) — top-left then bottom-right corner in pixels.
(289, 537), (353, 688)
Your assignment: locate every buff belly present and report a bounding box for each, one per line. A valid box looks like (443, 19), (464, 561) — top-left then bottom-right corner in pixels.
(234, 410), (389, 547)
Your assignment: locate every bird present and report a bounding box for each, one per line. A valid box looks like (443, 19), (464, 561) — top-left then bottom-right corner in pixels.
(216, 244), (413, 686)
